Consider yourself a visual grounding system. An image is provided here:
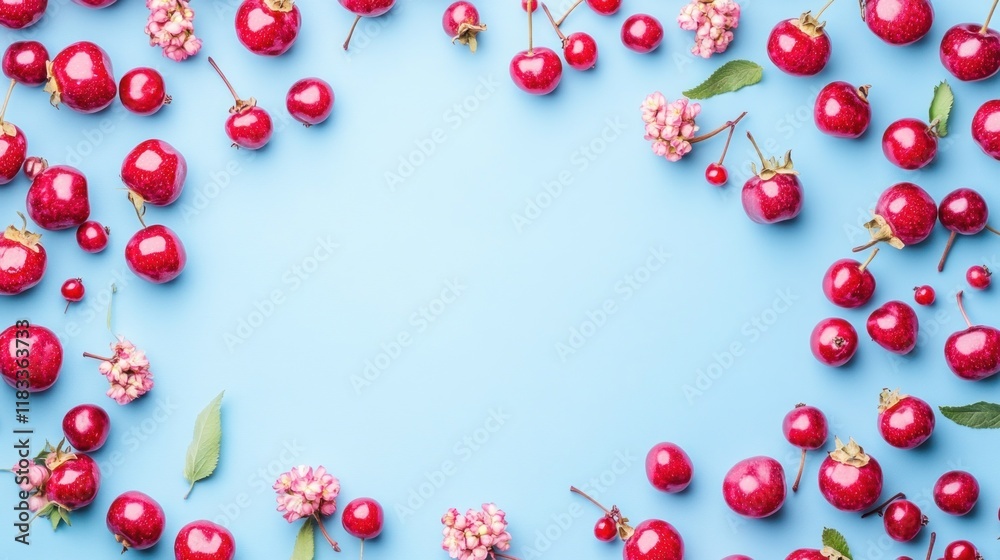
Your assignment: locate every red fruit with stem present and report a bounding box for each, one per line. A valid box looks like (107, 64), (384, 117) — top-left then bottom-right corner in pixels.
(914, 285), (934, 306)
(967, 265), (991, 289)
(940, 0), (1000, 82)
(0, 322), (61, 391)
(208, 57), (273, 150)
(822, 249), (878, 308)
(3, 41), (48, 86)
(0, 79), (27, 184)
(853, 183), (936, 252)
(541, 4), (597, 71)
(0, 213), (46, 295)
(742, 132), (802, 224)
(443, 1), (487, 53)
(945, 291), (1000, 380)
(522, 0), (536, 12)
(235, 0), (301, 56)
(106, 491), (166, 552)
(818, 437), (883, 512)
(174, 520), (236, 560)
(41, 442), (101, 527)
(782, 403), (828, 492)
(722, 557), (752, 560)
(62, 403), (110, 452)
(766, 0), (835, 76)
(703, 112), (747, 187)
(810, 317), (858, 367)
(972, 99), (1000, 159)
(286, 77), (334, 127)
(594, 516), (616, 542)
(72, 0), (117, 7)
(0, 0), (45, 29)
(22, 155), (45, 180)
(861, 493), (927, 542)
(942, 540), (983, 560)
(61, 277), (84, 312)
(867, 301), (918, 355)
(882, 118), (938, 170)
(621, 14), (663, 53)
(126, 224), (186, 284)
(570, 486), (684, 560)
(339, 0), (395, 50)
(45, 41), (116, 113)
(938, 188), (990, 271)
(122, 139), (187, 209)
(26, 163), (90, 230)
(863, 0), (933, 45)
(876, 389), (934, 449)
(786, 551), (824, 560)
(342, 497), (383, 559)
(119, 67), (170, 116)
(723, 456), (786, 518)
(814, 82), (871, 138)
(510, 1), (562, 95)
(76, 220), (109, 253)
(644, 442), (693, 493)
(553, 0), (621, 26)
(934, 470), (979, 516)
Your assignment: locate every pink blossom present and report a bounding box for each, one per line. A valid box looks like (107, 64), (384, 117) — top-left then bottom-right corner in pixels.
(11, 459), (49, 491)
(273, 465), (340, 523)
(145, 0), (201, 61)
(28, 494), (48, 512)
(640, 93), (701, 162)
(678, 0), (740, 58)
(441, 503), (513, 560)
(93, 337), (154, 405)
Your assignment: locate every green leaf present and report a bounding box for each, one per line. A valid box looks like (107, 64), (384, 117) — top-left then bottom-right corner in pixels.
(822, 527), (853, 560)
(929, 80), (954, 137)
(682, 60), (763, 100)
(940, 402), (1000, 428)
(290, 517), (315, 560)
(183, 391), (224, 499)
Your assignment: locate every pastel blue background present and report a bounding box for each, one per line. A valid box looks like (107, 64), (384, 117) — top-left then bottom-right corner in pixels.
(2, 0), (1000, 558)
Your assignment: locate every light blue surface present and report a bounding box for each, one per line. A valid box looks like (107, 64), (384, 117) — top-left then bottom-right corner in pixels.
(2, 0), (1000, 558)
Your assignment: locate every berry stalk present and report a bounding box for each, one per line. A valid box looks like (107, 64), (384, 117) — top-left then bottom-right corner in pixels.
(956, 290), (973, 328)
(859, 248), (878, 272)
(0, 78), (15, 124)
(860, 491), (905, 518)
(815, 0), (836, 20)
(554, 0), (584, 26)
(924, 531), (936, 560)
(541, 3), (568, 45)
(938, 231), (957, 272)
(313, 513), (341, 552)
(343, 15), (363, 50)
(208, 57), (241, 105)
(526, 0), (534, 53)
(982, 0), (999, 35)
(791, 448), (806, 492)
(690, 111), (748, 144)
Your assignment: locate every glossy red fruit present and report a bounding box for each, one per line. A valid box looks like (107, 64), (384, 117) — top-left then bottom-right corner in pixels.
(209, 57), (273, 150)
(822, 253), (877, 308)
(810, 317), (858, 367)
(854, 183), (936, 251)
(972, 99), (1000, 159)
(722, 556), (753, 560)
(45, 41), (116, 113)
(72, 0), (117, 7)
(621, 14), (663, 53)
(594, 516), (616, 542)
(61, 277), (84, 307)
(26, 164), (90, 230)
(938, 188), (989, 272)
(722, 456), (786, 518)
(622, 519), (683, 560)
(174, 520), (236, 560)
(510, 47), (562, 95)
(786, 551), (824, 560)
(339, 0), (395, 50)
(814, 82), (871, 138)
(818, 437), (883, 512)
(705, 163), (728, 186)
(966, 265), (991, 289)
(940, 22), (1000, 82)
(742, 133), (802, 224)
(867, 301), (918, 355)
(863, 0), (933, 45)
(563, 32), (598, 71)
(913, 285), (934, 306)
(877, 389), (934, 449)
(125, 224), (186, 284)
(0, 215), (46, 295)
(286, 77), (334, 126)
(0, 81), (27, 185)
(645, 442), (693, 493)
(588, 0), (621, 15)
(0, 0), (45, 29)
(342, 497), (384, 540)
(45, 450), (101, 511)
(783, 403), (828, 492)
(3, 41), (48, 86)
(235, 0), (301, 56)
(942, 540), (983, 560)
(0, 323), (61, 391)
(933, 471), (979, 516)
(121, 139), (187, 207)
(443, 1), (486, 53)
(62, 403), (110, 452)
(107, 491), (166, 552)
(22, 155), (45, 180)
(882, 118), (937, 169)
(76, 220), (109, 253)
(882, 498), (927, 542)
(945, 291), (1000, 380)
(521, 0), (536, 12)
(767, 8), (832, 76)
(119, 67), (170, 116)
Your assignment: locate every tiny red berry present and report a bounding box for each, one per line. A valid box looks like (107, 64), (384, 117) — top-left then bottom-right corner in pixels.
(705, 163), (728, 186)
(913, 285), (935, 306)
(967, 265), (991, 289)
(521, 0), (537, 12)
(61, 278), (84, 302)
(593, 515), (616, 542)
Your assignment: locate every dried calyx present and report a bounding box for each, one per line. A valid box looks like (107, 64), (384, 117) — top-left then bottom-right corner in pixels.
(857, 214), (904, 251)
(5, 212), (42, 252)
(265, 0), (295, 11)
(37, 439), (76, 470)
(795, 0), (835, 36)
(42, 61), (62, 108)
(877, 388), (906, 413)
(747, 131), (797, 180)
(828, 436), (870, 467)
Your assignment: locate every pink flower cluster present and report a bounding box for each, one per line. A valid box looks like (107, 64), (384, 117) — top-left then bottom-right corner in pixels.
(98, 337), (154, 405)
(441, 503), (513, 560)
(678, 0), (741, 58)
(641, 92), (701, 162)
(12, 458), (50, 512)
(145, 0), (202, 62)
(273, 465), (340, 523)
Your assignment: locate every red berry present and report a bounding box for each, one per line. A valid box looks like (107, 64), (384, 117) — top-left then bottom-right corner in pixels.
(705, 162), (728, 186)
(876, 389), (934, 449)
(342, 497), (384, 546)
(76, 220), (110, 253)
(593, 515), (616, 542)
(621, 14), (663, 53)
(509, 48), (563, 95)
(913, 285), (934, 305)
(814, 82), (871, 138)
(45, 41), (117, 113)
(866, 301), (919, 355)
(208, 57), (273, 150)
(286, 77), (334, 126)
(782, 403), (828, 492)
(722, 456), (786, 518)
(967, 265), (991, 289)
(443, 1), (486, 53)
(0, 214), (47, 295)
(119, 67), (170, 116)
(2, 41), (49, 86)
(125, 224), (187, 284)
(882, 499), (926, 542)
(882, 118), (938, 170)
(174, 520), (236, 560)
(106, 491), (166, 552)
(0, 323), (62, 391)
(766, 12), (832, 76)
(563, 32), (598, 71)
(942, 540), (983, 560)
(62, 403), (110, 452)
(822, 255), (876, 308)
(121, 139), (187, 207)
(934, 470), (979, 516)
(818, 437), (883, 512)
(0, 0), (46, 29)
(235, 0), (301, 56)
(644, 442), (693, 493)
(810, 317), (858, 367)
(22, 155), (46, 180)
(26, 165), (91, 231)
(623, 519), (683, 560)
(45, 450), (101, 512)
(61, 277), (84, 302)
(587, 0), (621, 16)
(521, 0), (536, 12)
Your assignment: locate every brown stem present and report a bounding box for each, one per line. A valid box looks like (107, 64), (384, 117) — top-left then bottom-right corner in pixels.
(691, 111), (747, 144)
(857, 0), (865, 21)
(570, 486), (612, 515)
(82, 352), (113, 361)
(985, 224), (1000, 236)
(924, 532), (936, 560)
(815, 0), (836, 20)
(792, 448), (806, 492)
(852, 238), (877, 253)
(858, 247), (878, 272)
(208, 57), (241, 104)
(343, 15), (362, 50)
(527, 0), (534, 54)
(746, 131), (766, 166)
(541, 3), (567, 44)
(359, 538), (364, 560)
(938, 231), (957, 272)
(313, 514), (341, 552)
(956, 290), (972, 328)
(554, 0), (584, 26)
(0, 78), (15, 123)
(64, 301), (70, 314)
(983, 0), (999, 34)
(860, 492), (905, 518)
